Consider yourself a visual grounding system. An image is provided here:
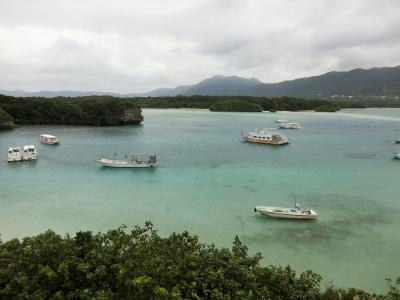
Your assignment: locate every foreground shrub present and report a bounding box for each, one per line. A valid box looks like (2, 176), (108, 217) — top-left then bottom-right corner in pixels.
(0, 223), (398, 299)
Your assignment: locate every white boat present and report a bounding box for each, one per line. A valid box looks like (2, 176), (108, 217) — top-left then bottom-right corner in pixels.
(22, 145), (39, 160)
(393, 153), (400, 159)
(8, 147), (23, 162)
(394, 138), (400, 144)
(278, 122), (302, 129)
(40, 134), (59, 145)
(242, 128), (289, 145)
(97, 153), (157, 168)
(275, 119), (290, 123)
(254, 200), (317, 220)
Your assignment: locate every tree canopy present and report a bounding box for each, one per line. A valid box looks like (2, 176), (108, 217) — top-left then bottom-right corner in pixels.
(0, 94), (143, 127)
(0, 223), (398, 299)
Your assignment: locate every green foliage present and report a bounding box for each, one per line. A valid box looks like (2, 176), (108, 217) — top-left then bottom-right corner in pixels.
(315, 105), (340, 112)
(209, 100), (263, 112)
(0, 223), (320, 299)
(0, 107), (15, 129)
(0, 223), (397, 299)
(0, 94), (143, 126)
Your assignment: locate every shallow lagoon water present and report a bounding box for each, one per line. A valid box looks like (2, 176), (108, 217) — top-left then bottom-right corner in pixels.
(1, 108), (400, 292)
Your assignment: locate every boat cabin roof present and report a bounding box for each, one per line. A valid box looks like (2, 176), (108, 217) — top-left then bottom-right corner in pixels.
(40, 134), (57, 138)
(23, 145), (36, 150)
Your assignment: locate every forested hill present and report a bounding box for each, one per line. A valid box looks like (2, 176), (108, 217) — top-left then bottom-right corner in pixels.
(248, 66), (400, 98)
(143, 66), (400, 98)
(2, 66), (400, 98)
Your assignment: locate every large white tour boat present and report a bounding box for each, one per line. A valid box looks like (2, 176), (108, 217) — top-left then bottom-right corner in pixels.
(278, 122), (302, 129)
(97, 153), (157, 168)
(242, 128), (289, 145)
(40, 134), (59, 145)
(254, 200), (318, 220)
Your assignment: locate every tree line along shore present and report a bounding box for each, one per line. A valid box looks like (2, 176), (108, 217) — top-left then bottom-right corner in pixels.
(0, 223), (399, 299)
(2, 94), (400, 128)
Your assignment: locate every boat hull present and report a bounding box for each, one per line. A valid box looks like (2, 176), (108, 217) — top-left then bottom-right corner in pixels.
(242, 136), (288, 145)
(40, 141), (59, 145)
(97, 159), (156, 168)
(255, 206), (317, 220)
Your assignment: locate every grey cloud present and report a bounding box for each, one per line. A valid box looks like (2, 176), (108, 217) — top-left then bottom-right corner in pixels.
(0, 0), (400, 92)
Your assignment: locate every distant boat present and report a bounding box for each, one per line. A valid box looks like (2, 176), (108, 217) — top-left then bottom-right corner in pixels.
(394, 138), (400, 144)
(254, 200), (318, 220)
(242, 128), (289, 145)
(275, 119), (290, 123)
(40, 134), (59, 145)
(22, 145), (39, 160)
(393, 153), (400, 159)
(97, 153), (157, 168)
(8, 147), (23, 162)
(278, 122), (302, 129)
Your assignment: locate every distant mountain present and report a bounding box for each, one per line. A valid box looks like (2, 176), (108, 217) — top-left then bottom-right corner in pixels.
(131, 66), (400, 97)
(1, 66), (400, 98)
(0, 89), (119, 98)
(246, 66), (400, 98)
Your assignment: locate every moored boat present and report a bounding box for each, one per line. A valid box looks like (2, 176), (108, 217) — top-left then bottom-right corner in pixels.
(97, 153), (157, 168)
(22, 145), (39, 160)
(8, 147), (23, 162)
(393, 152), (400, 159)
(8, 145), (39, 162)
(278, 122), (302, 129)
(242, 128), (289, 145)
(40, 134), (59, 145)
(254, 200), (317, 220)
(275, 119), (290, 123)
(394, 138), (400, 144)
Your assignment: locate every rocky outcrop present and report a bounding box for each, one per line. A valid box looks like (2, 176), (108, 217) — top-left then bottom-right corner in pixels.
(120, 108), (143, 125)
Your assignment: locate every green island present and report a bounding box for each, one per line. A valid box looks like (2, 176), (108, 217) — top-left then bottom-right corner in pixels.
(3, 94), (400, 129)
(0, 223), (398, 299)
(0, 94), (143, 128)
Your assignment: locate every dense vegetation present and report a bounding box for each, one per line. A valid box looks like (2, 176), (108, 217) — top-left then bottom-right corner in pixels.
(0, 107), (15, 129)
(2, 94), (400, 129)
(128, 95), (341, 112)
(0, 223), (399, 299)
(209, 100), (263, 112)
(0, 94), (143, 127)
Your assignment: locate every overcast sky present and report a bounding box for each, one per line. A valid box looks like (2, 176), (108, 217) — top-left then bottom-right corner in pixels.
(1, 0), (400, 93)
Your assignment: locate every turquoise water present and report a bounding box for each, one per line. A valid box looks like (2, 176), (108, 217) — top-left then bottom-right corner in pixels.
(1, 108), (400, 292)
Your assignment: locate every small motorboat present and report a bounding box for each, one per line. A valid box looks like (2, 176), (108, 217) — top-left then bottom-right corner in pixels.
(393, 153), (400, 159)
(278, 122), (302, 129)
(394, 138), (400, 144)
(40, 134), (60, 145)
(8, 147), (23, 162)
(254, 200), (317, 220)
(97, 153), (157, 168)
(22, 145), (39, 160)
